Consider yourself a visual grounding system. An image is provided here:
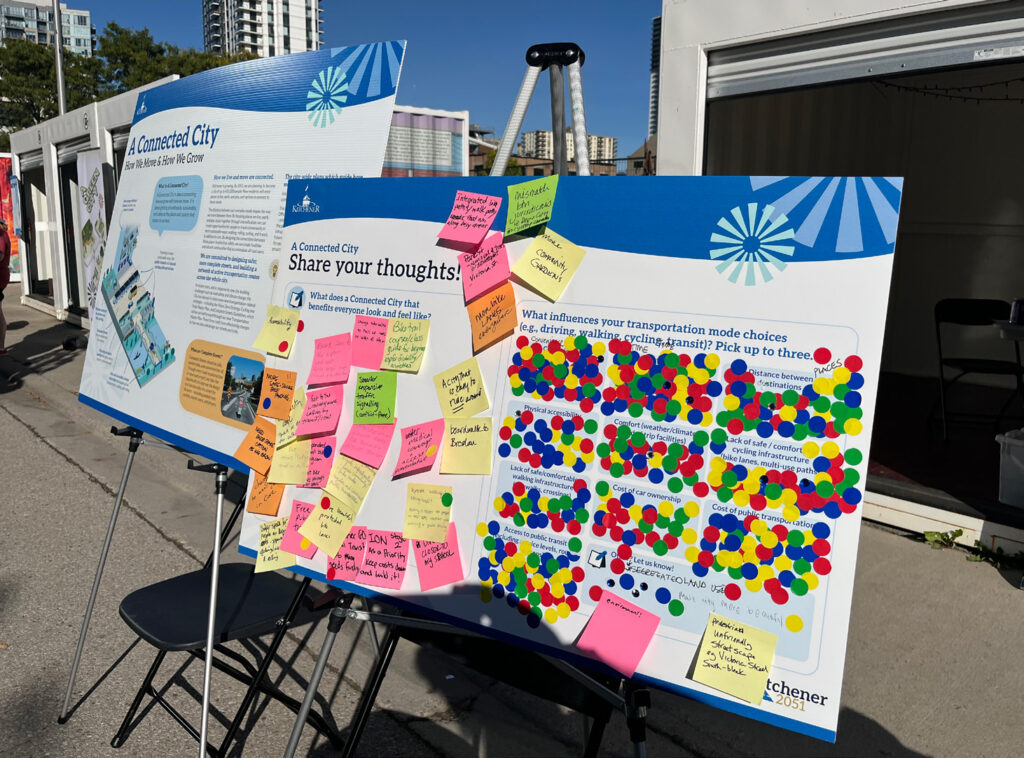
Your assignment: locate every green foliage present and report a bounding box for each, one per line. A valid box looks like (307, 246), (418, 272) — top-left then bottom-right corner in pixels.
(923, 528), (963, 549)
(967, 540), (1024, 570)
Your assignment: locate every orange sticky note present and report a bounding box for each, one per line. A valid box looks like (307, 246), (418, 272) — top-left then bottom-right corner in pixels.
(233, 417), (276, 475)
(257, 368), (298, 420)
(465, 281), (517, 352)
(246, 471), (286, 516)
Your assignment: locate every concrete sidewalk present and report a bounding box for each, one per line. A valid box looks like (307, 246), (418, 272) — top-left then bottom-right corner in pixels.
(2, 283), (1022, 757)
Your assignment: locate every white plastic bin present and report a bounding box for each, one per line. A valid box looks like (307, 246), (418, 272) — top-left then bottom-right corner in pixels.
(996, 429), (1024, 507)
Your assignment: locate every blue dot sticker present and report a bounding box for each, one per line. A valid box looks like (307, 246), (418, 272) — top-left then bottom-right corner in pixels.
(262, 398), (271, 409)
(323, 445), (333, 458)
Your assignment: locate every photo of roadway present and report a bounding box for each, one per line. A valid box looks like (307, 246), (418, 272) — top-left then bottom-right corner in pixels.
(221, 388), (257, 425)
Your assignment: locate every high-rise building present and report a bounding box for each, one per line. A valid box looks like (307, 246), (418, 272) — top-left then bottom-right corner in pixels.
(202, 0), (322, 58)
(649, 16), (661, 137)
(518, 130), (618, 162)
(0, 0), (94, 56)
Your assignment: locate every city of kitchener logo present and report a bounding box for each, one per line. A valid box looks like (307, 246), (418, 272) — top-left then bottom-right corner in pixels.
(291, 186), (320, 214)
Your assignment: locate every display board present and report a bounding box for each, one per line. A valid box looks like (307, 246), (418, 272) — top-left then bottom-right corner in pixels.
(75, 149), (107, 318)
(78, 43), (406, 462)
(0, 156), (21, 278)
(236, 175), (903, 741)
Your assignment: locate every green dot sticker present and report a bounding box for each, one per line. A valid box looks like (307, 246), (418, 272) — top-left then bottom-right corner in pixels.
(441, 492), (453, 508)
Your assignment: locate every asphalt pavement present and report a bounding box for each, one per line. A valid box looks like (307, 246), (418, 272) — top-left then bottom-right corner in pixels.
(1, 283), (1023, 757)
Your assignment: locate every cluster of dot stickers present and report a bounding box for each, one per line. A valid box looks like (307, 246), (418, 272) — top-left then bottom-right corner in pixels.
(590, 482), (695, 559)
(497, 410), (597, 473)
(476, 521), (585, 627)
(507, 336), (605, 412)
(595, 423), (725, 496)
(492, 479), (592, 536)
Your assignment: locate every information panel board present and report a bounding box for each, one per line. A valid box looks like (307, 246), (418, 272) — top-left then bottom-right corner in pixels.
(237, 175), (903, 741)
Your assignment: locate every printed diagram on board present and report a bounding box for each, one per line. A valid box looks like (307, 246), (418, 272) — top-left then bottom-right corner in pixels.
(101, 224), (175, 386)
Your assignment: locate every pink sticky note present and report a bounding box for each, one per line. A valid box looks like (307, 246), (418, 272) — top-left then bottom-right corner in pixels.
(339, 419), (398, 469)
(295, 386), (344, 437)
(438, 191), (502, 246)
(414, 522), (464, 591)
(575, 591), (661, 677)
(301, 436), (336, 488)
(280, 499), (318, 559)
(356, 529), (409, 590)
(458, 232), (510, 302)
(307, 333), (352, 387)
(392, 419), (445, 478)
(326, 526), (367, 582)
(352, 315), (388, 370)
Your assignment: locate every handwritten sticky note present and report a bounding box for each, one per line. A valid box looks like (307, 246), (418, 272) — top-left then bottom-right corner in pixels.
(352, 315), (388, 369)
(357, 530), (409, 590)
(692, 614), (778, 705)
(267, 436), (311, 484)
(505, 175), (558, 236)
(324, 454), (377, 507)
(403, 483), (453, 542)
(466, 281), (517, 353)
(414, 522), (465, 591)
(458, 232), (510, 302)
(340, 420), (397, 469)
(576, 592), (661, 677)
(298, 490), (361, 557)
(246, 472), (285, 516)
(307, 333), (352, 387)
(280, 499), (318, 559)
(275, 386), (307, 449)
(295, 385), (344, 437)
(257, 368), (297, 420)
(393, 419), (445, 478)
(441, 418), (492, 475)
(433, 357), (489, 418)
(438, 190), (502, 246)
(353, 371), (397, 424)
(326, 526), (367, 582)
(380, 318), (430, 373)
(255, 516), (296, 573)
(233, 416), (276, 475)
(253, 305), (302, 358)
(302, 436), (336, 489)
(511, 227), (585, 302)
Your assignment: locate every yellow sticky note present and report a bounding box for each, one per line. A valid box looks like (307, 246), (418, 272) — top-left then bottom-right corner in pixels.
(255, 516), (296, 573)
(511, 227), (585, 302)
(324, 454), (377, 507)
(433, 356), (489, 418)
(267, 436), (312, 484)
(298, 490), (361, 557)
(275, 386), (307, 449)
(233, 416), (276, 475)
(380, 318), (430, 373)
(441, 418), (492, 475)
(403, 483), (453, 542)
(253, 305), (302, 357)
(691, 614), (778, 705)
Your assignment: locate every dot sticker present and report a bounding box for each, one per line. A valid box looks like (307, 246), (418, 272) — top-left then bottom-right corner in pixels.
(300, 538), (310, 550)
(278, 340), (289, 353)
(426, 444), (438, 457)
(297, 320), (305, 332)
(785, 614), (804, 632)
(320, 496), (330, 509)
(813, 347), (831, 364)
(262, 398), (271, 409)
(441, 492), (453, 508)
(323, 445), (333, 458)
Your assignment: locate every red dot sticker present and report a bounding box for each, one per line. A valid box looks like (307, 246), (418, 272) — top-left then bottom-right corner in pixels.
(724, 583), (742, 601)
(326, 568), (335, 580)
(297, 320), (304, 332)
(279, 340), (289, 352)
(813, 347), (832, 364)
(320, 496), (330, 509)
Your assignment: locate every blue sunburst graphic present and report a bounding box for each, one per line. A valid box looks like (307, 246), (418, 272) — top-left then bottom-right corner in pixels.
(306, 66), (349, 128)
(709, 203), (795, 286)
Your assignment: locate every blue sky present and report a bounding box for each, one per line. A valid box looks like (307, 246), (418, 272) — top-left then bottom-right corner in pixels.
(85, 0), (661, 155)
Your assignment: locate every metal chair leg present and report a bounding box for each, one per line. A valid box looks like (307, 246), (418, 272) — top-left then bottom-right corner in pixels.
(111, 650), (167, 748)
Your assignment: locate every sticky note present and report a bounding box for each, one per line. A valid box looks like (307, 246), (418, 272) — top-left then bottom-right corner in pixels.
(576, 592), (660, 677)
(233, 416), (276, 475)
(511, 227), (585, 302)
(255, 516), (296, 573)
(438, 190), (502, 246)
(257, 368), (298, 420)
(353, 371), (397, 424)
(357, 530), (409, 590)
(302, 436), (336, 489)
(275, 386), (307, 449)
(267, 436), (311, 484)
(458, 232), (510, 302)
(465, 281), (517, 352)
(433, 357), (488, 418)
(414, 522), (465, 592)
(307, 333), (352, 387)
(380, 318), (430, 373)
(280, 499), (318, 559)
(295, 385), (344, 437)
(327, 526), (367, 582)
(403, 483), (453, 542)
(393, 419), (445, 478)
(340, 420), (397, 469)
(692, 614), (778, 705)
(323, 454), (377, 507)
(253, 305), (302, 358)
(246, 472), (285, 516)
(441, 418), (492, 475)
(352, 315), (388, 369)
(505, 175), (557, 236)
(298, 490), (361, 557)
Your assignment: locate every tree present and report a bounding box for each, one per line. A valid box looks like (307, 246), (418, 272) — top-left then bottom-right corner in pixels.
(482, 150), (525, 176)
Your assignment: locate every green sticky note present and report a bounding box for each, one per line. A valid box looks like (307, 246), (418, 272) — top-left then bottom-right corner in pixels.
(505, 175), (558, 236)
(354, 370), (397, 425)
